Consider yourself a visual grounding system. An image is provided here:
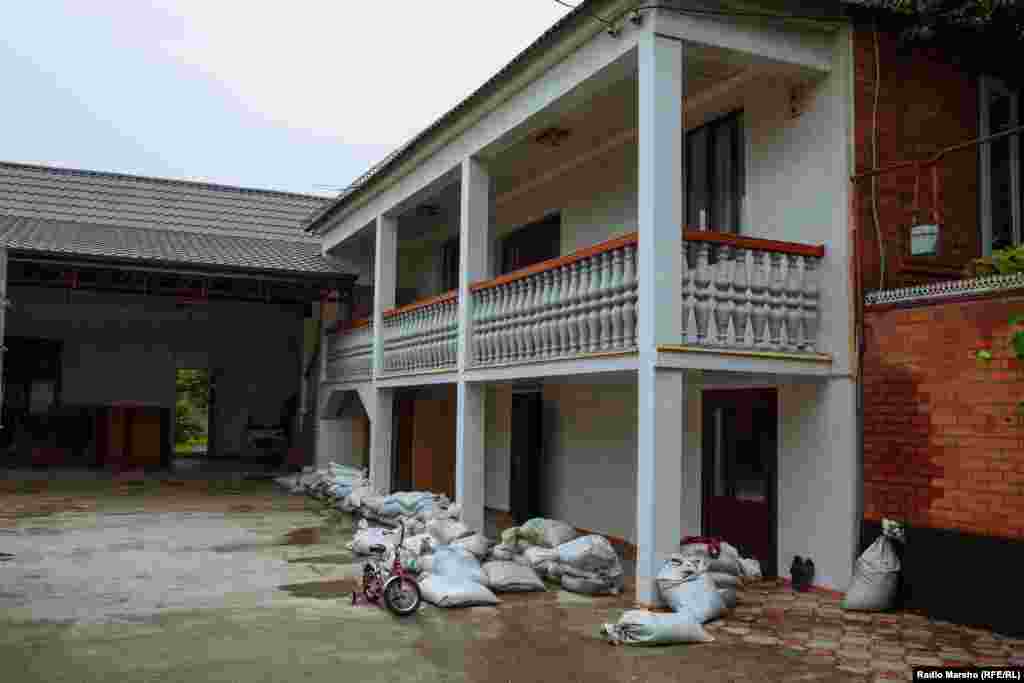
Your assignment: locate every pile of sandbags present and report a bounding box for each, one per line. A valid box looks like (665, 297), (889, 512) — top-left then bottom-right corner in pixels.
(417, 546), (500, 607)
(604, 536), (762, 647)
(274, 462), (371, 506)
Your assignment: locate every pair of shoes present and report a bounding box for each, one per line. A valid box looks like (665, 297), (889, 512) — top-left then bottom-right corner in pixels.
(790, 556), (815, 592)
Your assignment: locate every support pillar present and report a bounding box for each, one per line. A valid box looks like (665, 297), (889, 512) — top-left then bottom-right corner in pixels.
(635, 30), (687, 605)
(455, 381), (486, 532)
(454, 157), (491, 532)
(370, 215), (398, 493)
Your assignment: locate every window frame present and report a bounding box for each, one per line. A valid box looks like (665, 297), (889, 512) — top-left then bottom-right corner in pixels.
(685, 109), (746, 234)
(979, 74), (1022, 255)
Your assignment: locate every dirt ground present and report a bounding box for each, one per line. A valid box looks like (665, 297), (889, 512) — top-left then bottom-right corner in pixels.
(1, 478), (1020, 683)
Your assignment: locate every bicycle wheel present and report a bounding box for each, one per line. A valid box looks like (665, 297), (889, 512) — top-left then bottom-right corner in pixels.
(383, 576), (421, 616)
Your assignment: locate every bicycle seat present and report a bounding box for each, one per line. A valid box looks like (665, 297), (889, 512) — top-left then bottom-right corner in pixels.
(369, 544), (387, 555)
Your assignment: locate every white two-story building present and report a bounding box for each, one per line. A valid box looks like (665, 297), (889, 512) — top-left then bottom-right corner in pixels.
(307, 0), (858, 605)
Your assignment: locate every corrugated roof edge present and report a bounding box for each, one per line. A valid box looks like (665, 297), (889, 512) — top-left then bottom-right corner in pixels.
(0, 160), (332, 203)
(301, 0), (594, 235)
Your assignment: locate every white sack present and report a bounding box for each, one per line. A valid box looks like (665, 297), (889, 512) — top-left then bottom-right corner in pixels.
(419, 574), (500, 608)
(556, 535), (620, 574)
(431, 547), (486, 586)
(452, 533), (492, 559)
(602, 611), (713, 646)
(482, 561), (546, 593)
(517, 518), (578, 549)
(427, 519), (473, 546)
(842, 535), (900, 612)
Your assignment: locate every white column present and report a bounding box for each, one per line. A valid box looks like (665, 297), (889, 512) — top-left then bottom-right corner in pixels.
(369, 388), (394, 494)
(455, 381), (486, 532)
(1, 247), (8, 421)
(454, 158), (491, 532)
(373, 215), (398, 376)
(635, 31), (687, 606)
(458, 157), (491, 371)
(637, 31), (684, 348)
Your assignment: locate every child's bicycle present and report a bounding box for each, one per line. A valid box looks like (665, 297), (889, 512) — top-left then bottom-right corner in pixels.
(352, 517), (422, 616)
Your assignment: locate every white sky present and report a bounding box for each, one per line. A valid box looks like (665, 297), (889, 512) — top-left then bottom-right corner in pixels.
(1, 1), (573, 194)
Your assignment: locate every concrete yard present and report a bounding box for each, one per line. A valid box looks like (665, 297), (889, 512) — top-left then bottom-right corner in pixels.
(1, 478), (1020, 683)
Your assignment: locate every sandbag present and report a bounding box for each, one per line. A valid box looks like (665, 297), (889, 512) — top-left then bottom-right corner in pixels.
(738, 558), (762, 579)
(419, 574), (500, 608)
(718, 587), (738, 609)
(707, 572), (741, 590)
(349, 527), (398, 556)
(490, 544), (516, 561)
(431, 546), (486, 586)
(453, 533), (492, 559)
(482, 561), (546, 593)
(427, 519), (473, 546)
(402, 533), (434, 557)
(561, 573), (622, 595)
(500, 528), (519, 547)
(656, 557), (727, 624)
(842, 535), (900, 612)
(602, 610), (713, 646)
(522, 545), (558, 569)
(418, 554), (435, 573)
(517, 518), (578, 549)
(556, 535), (620, 574)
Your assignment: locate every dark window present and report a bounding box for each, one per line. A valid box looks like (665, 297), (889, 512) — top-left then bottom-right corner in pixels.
(501, 213), (561, 275)
(980, 76), (1022, 253)
(686, 111), (745, 233)
(440, 237), (459, 292)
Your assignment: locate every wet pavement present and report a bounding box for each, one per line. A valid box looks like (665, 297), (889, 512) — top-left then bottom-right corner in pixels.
(1, 478), (1021, 682)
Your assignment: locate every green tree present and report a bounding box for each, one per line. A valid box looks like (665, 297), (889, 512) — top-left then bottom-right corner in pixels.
(175, 369), (209, 449)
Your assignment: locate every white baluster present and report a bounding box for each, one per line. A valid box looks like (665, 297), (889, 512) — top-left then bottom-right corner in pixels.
(767, 253), (785, 348)
(730, 248), (750, 348)
(543, 268), (559, 358)
(574, 258), (590, 355)
(555, 264), (573, 357)
(536, 270), (552, 359)
(681, 242), (692, 342)
(581, 255), (598, 353)
(692, 243), (712, 344)
(802, 257), (820, 351)
(609, 248), (624, 349)
(511, 279), (526, 361)
(784, 254), (804, 350)
(622, 244), (637, 348)
(713, 245), (734, 345)
(749, 251), (769, 347)
(520, 277), (536, 361)
(495, 284), (510, 364)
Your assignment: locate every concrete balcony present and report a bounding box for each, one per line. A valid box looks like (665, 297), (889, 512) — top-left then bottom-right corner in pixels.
(380, 290), (458, 375)
(324, 318), (373, 384)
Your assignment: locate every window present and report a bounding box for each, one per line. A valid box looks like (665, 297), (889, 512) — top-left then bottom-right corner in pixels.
(440, 237), (459, 292)
(686, 111), (745, 233)
(500, 213), (561, 275)
(980, 76), (1022, 254)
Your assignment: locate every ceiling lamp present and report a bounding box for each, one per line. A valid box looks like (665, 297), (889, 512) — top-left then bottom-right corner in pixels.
(534, 127), (571, 148)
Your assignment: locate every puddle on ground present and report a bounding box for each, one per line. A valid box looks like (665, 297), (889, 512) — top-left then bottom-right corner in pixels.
(278, 578), (359, 599)
(282, 527), (323, 546)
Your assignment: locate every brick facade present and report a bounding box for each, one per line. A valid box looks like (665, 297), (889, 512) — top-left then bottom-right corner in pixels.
(863, 294), (1024, 539)
(852, 25), (981, 292)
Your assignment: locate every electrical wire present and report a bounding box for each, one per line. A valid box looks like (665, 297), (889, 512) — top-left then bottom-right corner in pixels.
(871, 23), (885, 290)
(552, 0), (618, 30)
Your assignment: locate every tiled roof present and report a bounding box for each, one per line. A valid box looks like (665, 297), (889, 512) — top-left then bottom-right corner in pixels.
(0, 161), (349, 277)
(0, 161), (328, 240)
(0, 215), (345, 276)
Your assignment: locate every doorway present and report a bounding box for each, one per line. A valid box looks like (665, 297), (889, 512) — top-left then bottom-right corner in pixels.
(174, 368), (210, 458)
(509, 390), (543, 526)
(702, 388), (778, 577)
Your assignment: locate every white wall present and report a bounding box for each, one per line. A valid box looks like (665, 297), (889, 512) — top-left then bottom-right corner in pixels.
(539, 377), (638, 542)
(778, 378), (857, 591)
(485, 385), (511, 511)
(7, 285), (303, 457)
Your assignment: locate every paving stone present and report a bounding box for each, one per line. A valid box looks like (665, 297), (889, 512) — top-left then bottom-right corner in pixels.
(837, 662), (872, 675)
(806, 639), (839, 651)
(905, 655), (944, 667)
(743, 634), (781, 646)
(837, 648), (873, 661)
(722, 626), (751, 636)
(870, 657), (907, 672)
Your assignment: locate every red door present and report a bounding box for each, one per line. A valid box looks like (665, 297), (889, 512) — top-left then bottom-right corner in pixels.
(702, 389), (778, 577)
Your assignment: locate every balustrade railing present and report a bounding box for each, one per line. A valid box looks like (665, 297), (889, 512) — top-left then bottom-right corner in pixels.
(680, 231), (824, 352)
(469, 234), (639, 367)
(325, 318), (374, 382)
(381, 291), (458, 373)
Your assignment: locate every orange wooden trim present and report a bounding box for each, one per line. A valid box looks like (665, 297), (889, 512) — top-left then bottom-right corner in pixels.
(683, 229), (825, 258)
(470, 232), (639, 292)
(382, 290), (458, 319)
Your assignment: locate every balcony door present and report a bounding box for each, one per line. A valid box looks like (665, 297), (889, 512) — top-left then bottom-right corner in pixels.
(686, 111), (745, 233)
(702, 388), (777, 577)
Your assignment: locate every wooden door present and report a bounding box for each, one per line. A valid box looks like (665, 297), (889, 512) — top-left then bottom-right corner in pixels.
(509, 391), (543, 525)
(392, 395), (416, 492)
(410, 388), (456, 498)
(702, 388), (778, 577)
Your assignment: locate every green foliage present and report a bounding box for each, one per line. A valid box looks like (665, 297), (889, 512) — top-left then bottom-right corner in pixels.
(175, 369), (209, 447)
(964, 245), (1024, 277)
(848, 0), (1024, 39)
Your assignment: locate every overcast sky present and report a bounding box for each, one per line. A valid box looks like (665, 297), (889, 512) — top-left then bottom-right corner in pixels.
(1, 1), (572, 196)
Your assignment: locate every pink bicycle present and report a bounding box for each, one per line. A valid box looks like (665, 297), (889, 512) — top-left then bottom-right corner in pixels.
(352, 520), (422, 616)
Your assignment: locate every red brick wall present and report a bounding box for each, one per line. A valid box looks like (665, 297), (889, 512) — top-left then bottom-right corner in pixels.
(853, 25), (981, 292)
(863, 295), (1024, 539)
